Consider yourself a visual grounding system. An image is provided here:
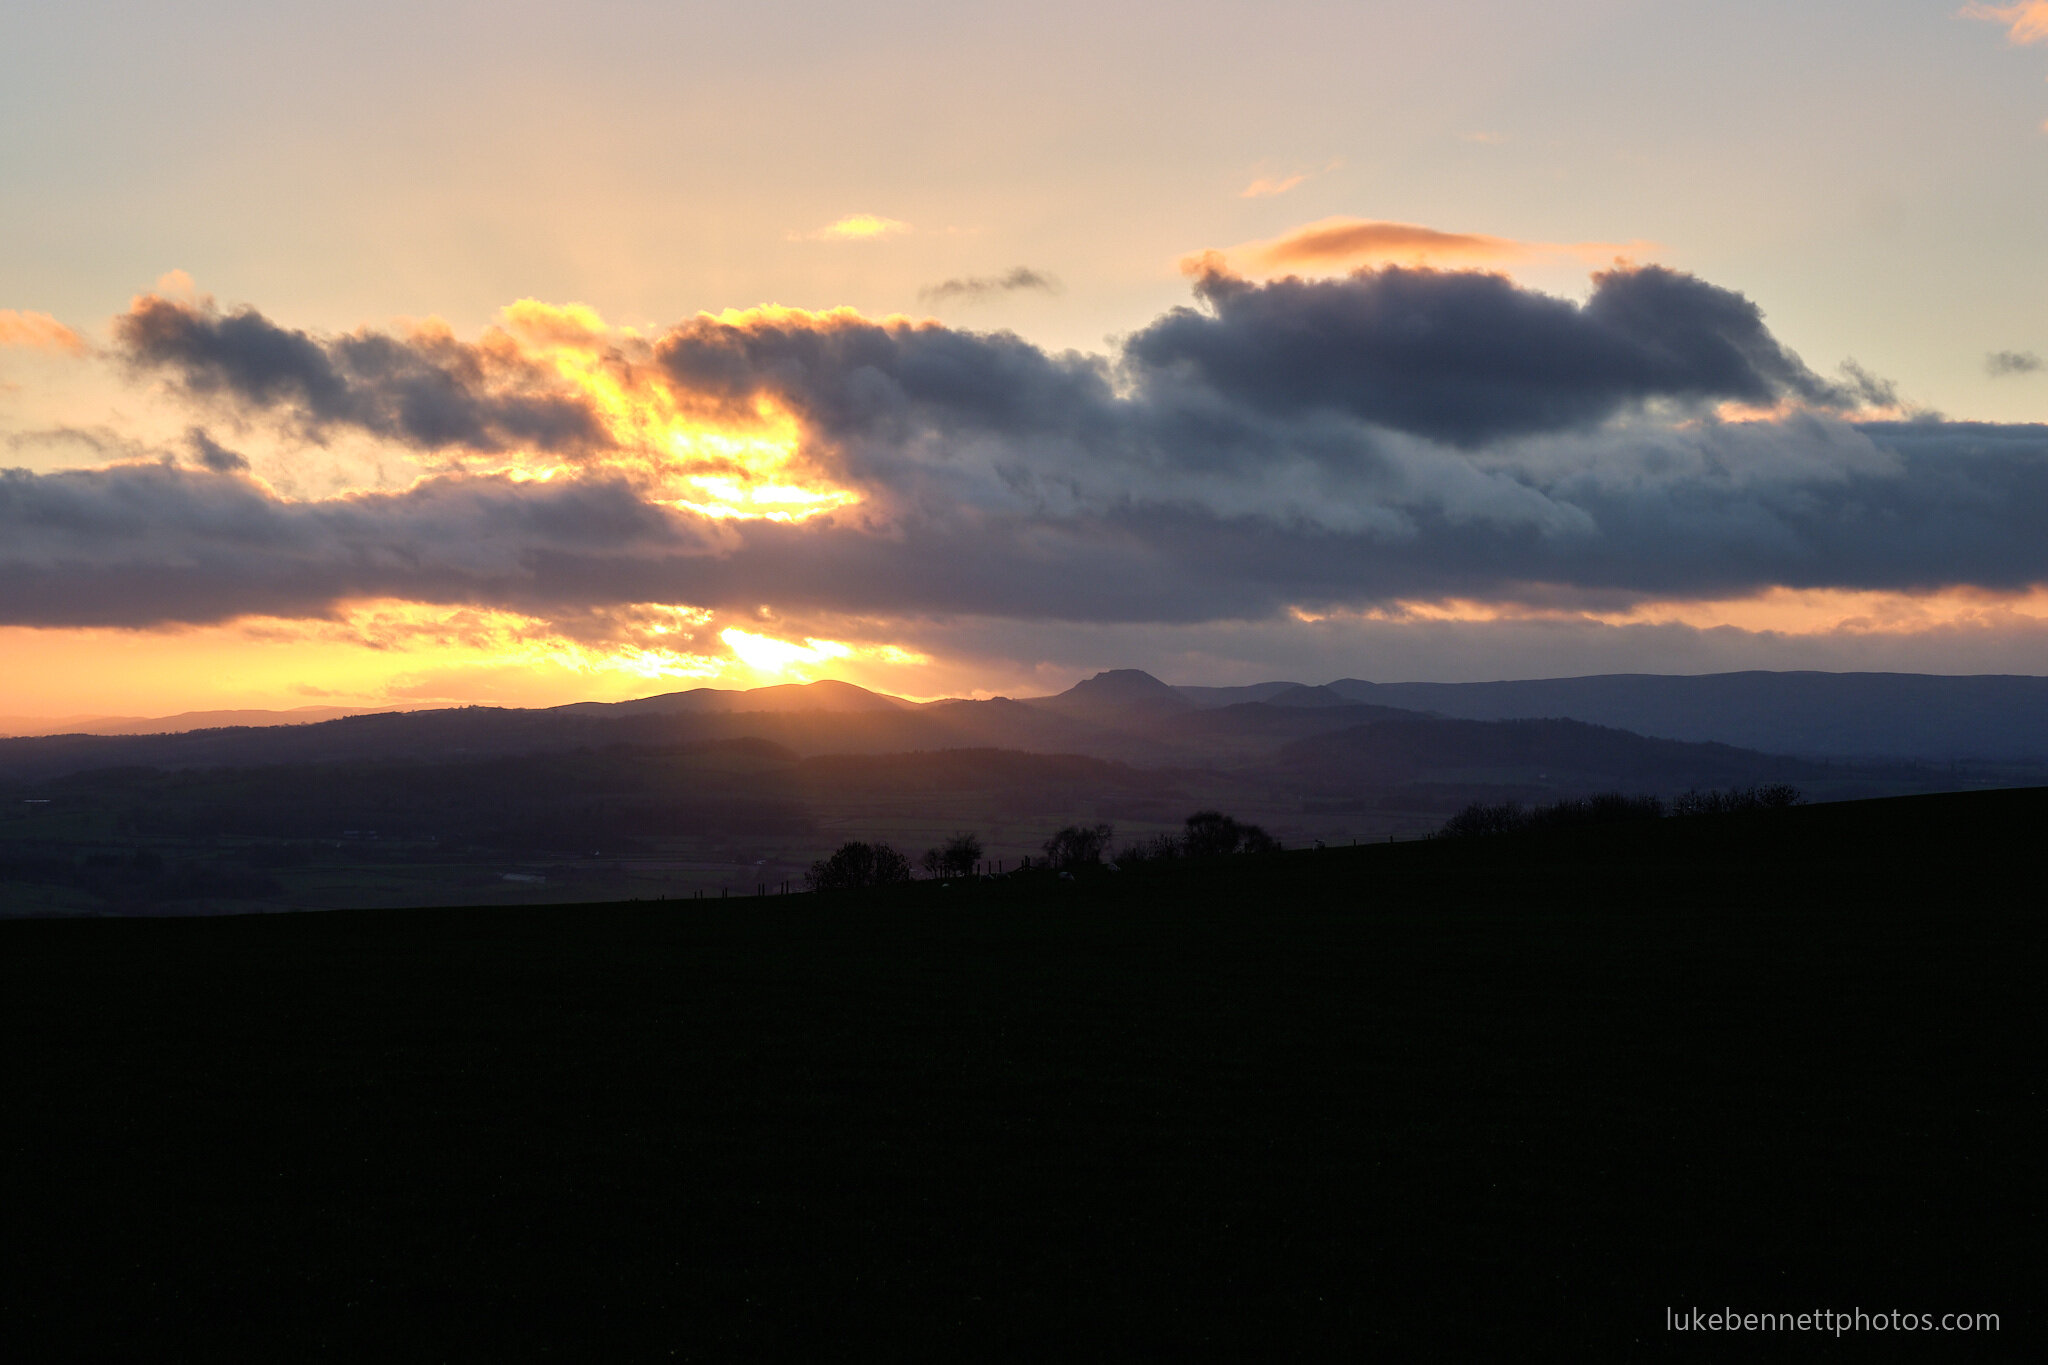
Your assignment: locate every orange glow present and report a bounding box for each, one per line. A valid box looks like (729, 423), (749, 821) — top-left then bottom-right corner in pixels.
(1186, 218), (1656, 278)
(0, 598), (956, 725)
(1297, 585), (2048, 635)
(800, 213), (911, 240)
(720, 627), (929, 683)
(0, 309), (84, 353)
(720, 627), (851, 675)
(282, 599), (732, 689)
(1240, 174), (1307, 199)
(1964, 2), (2048, 45)
(491, 299), (863, 522)
(0, 610), (721, 722)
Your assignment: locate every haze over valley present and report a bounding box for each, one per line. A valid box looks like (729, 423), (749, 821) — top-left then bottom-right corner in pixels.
(7, 665), (2039, 916)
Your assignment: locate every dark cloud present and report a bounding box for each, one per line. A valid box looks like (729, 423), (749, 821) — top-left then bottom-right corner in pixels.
(8, 413), (2048, 631)
(1987, 349), (2042, 378)
(115, 296), (608, 453)
(186, 427), (249, 473)
(917, 267), (1062, 305)
(15, 266), (2048, 635)
(1123, 264), (1843, 446)
(0, 463), (699, 627)
(653, 309), (1116, 451)
(1834, 359), (1902, 411)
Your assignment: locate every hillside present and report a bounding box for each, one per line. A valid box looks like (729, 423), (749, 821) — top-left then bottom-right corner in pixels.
(1320, 671), (2048, 760)
(4, 789), (2037, 1356)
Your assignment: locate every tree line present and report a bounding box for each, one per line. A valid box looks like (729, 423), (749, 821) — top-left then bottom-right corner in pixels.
(1440, 784), (1804, 838)
(804, 809), (1281, 892)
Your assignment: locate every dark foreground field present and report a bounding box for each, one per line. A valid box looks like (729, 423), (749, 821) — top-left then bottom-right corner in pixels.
(4, 791), (2041, 1358)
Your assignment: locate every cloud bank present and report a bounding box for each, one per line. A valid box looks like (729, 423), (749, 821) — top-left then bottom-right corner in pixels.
(115, 295), (607, 454)
(5, 262), (2045, 661)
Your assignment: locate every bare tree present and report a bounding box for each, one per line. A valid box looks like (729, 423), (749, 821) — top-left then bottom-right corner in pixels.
(806, 841), (913, 892)
(1042, 823), (1113, 871)
(921, 831), (983, 879)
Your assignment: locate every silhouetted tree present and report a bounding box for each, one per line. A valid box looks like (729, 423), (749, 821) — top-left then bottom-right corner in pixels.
(1524, 792), (1664, 831)
(1179, 809), (1281, 857)
(1116, 831), (1184, 866)
(1442, 801), (1526, 838)
(1117, 811), (1282, 865)
(1447, 786), (1791, 838)
(1671, 783), (1804, 816)
(1042, 823), (1113, 871)
(921, 831), (983, 879)
(1239, 824), (1282, 855)
(806, 840), (912, 892)
(1182, 809), (1243, 858)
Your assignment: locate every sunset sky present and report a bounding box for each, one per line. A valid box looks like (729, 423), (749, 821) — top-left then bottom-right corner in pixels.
(6, 1), (2048, 719)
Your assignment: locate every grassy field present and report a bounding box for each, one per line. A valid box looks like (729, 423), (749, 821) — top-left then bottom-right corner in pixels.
(3, 789), (2040, 1357)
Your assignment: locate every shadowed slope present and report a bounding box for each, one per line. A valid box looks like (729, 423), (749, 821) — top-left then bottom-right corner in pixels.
(2, 788), (2038, 1356)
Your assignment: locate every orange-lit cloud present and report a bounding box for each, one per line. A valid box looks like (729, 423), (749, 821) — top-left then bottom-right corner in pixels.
(0, 596), (941, 721)
(1188, 217), (1655, 276)
(0, 310), (85, 353)
(1240, 173), (1307, 199)
(1296, 584), (2048, 638)
(112, 289), (865, 523)
(21, 266), (2048, 721)
(794, 214), (911, 241)
(1963, 2), (2048, 45)
(508, 300), (862, 521)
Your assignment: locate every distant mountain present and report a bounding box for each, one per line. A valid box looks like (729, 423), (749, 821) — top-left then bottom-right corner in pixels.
(0, 705), (411, 738)
(9, 668), (2048, 799)
(1025, 669), (1195, 724)
(1257, 684), (1358, 708)
(553, 679), (915, 718)
(1319, 672), (2048, 761)
(0, 694), (1142, 784)
(20, 669), (2048, 763)
(1172, 681), (1306, 708)
(1150, 701), (1425, 765)
(1272, 716), (1821, 792)
(0, 682), (916, 742)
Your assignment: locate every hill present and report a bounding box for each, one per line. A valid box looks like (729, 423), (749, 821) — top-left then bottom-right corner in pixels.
(1272, 715), (1822, 790)
(3, 788), (2037, 1355)
(1320, 670), (2048, 761)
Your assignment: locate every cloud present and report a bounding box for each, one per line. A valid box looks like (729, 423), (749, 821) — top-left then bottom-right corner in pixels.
(917, 267), (1062, 305)
(185, 427), (250, 473)
(1963, 2), (2048, 45)
(13, 264), (2048, 646)
(1987, 348), (2043, 376)
(1835, 358), (1906, 413)
(793, 214), (910, 241)
(0, 310), (85, 354)
(0, 462), (700, 628)
(113, 293), (609, 454)
(1193, 217), (1657, 276)
(1128, 262), (1846, 445)
(1239, 174), (1306, 199)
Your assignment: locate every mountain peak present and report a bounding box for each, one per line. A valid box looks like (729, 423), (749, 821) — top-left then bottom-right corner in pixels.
(1064, 669), (1184, 702)
(1031, 669), (1194, 722)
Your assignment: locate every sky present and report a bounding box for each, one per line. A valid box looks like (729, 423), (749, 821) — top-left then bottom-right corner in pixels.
(4, 0), (2048, 718)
